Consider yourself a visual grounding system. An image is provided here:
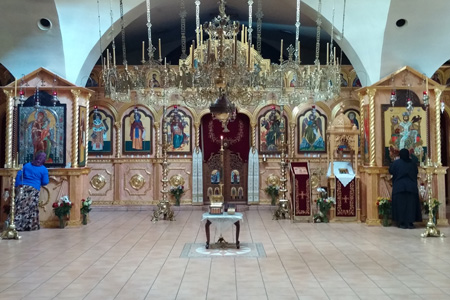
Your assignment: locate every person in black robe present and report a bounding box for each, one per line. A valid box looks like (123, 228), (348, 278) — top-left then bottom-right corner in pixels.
(389, 148), (422, 229)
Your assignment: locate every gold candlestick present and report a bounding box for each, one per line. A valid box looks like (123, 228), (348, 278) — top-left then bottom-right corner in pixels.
(421, 158), (444, 238)
(151, 107), (174, 222)
(1, 167), (21, 240)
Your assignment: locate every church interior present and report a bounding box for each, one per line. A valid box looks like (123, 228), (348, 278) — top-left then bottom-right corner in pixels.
(1, 0), (450, 299)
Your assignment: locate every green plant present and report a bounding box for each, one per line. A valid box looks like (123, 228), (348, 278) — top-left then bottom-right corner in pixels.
(80, 197), (92, 215)
(265, 185), (279, 205)
(52, 195), (72, 218)
(170, 185), (184, 206)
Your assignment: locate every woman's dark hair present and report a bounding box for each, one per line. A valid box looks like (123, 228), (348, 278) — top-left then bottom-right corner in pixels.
(399, 148), (411, 162)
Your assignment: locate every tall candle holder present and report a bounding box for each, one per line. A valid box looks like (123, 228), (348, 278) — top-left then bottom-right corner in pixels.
(151, 107), (175, 222)
(421, 158), (444, 238)
(273, 106), (290, 220)
(1, 159), (21, 240)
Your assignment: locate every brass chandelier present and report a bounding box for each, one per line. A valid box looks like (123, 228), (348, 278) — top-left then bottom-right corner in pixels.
(101, 0), (342, 112)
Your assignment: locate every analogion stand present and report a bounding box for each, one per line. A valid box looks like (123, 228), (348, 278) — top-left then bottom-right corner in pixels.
(202, 212), (242, 249)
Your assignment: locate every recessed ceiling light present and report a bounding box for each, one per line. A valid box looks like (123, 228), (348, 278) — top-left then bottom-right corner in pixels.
(396, 19), (407, 28)
(38, 18), (52, 31)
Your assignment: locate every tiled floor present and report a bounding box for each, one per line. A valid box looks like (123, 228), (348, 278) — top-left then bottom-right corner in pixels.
(1, 207), (450, 300)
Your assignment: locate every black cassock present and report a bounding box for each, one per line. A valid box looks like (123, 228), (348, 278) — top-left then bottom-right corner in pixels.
(389, 158), (422, 226)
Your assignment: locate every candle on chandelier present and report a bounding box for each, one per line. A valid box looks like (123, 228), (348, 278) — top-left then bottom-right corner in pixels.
(200, 25), (203, 45)
(280, 39), (283, 61)
(196, 27), (200, 48)
(426, 77), (428, 91)
(241, 24), (244, 43)
(14, 78), (17, 98)
(113, 47), (116, 66)
(298, 41), (301, 60)
(244, 27), (247, 44)
(191, 41), (195, 68)
(106, 48), (110, 69)
(220, 135), (223, 147)
(334, 47), (336, 65)
(326, 43), (329, 65)
(142, 41), (145, 62)
(159, 38), (162, 61)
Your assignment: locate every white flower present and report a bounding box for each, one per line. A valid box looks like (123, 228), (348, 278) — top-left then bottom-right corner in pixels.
(60, 195), (71, 204)
(326, 197), (336, 204)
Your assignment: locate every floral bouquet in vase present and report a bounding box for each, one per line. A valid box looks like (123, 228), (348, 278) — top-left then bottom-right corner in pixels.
(52, 195), (72, 228)
(170, 185), (184, 206)
(314, 196), (335, 223)
(265, 184), (279, 206)
(376, 197), (392, 226)
(80, 197), (92, 225)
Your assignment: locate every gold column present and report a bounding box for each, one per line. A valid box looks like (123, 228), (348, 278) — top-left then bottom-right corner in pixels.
(154, 122), (160, 158)
(290, 122), (296, 158)
(367, 88), (376, 167)
(195, 122), (200, 150)
(358, 92), (365, 160)
(71, 89), (80, 168)
(4, 91), (13, 167)
(250, 122), (256, 150)
(85, 93), (91, 166)
(434, 87), (443, 166)
(114, 121), (121, 158)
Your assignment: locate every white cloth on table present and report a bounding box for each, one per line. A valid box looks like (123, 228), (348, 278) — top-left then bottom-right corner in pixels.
(326, 161), (355, 187)
(202, 212), (243, 236)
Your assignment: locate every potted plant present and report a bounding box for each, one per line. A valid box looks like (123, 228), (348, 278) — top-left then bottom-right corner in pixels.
(80, 197), (92, 225)
(376, 197), (392, 226)
(423, 198), (440, 225)
(52, 195), (72, 228)
(314, 196), (335, 223)
(265, 184), (279, 206)
(170, 185), (184, 206)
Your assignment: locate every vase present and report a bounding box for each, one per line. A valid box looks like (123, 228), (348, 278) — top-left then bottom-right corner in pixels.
(382, 214), (390, 227)
(59, 217), (65, 229)
(175, 196), (180, 206)
(82, 214), (88, 225)
(271, 196), (276, 206)
(322, 210), (329, 223)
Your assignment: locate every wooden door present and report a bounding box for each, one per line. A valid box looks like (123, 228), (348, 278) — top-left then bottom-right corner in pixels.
(204, 149), (247, 205)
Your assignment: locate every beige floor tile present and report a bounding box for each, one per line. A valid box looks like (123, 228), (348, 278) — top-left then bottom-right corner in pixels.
(1, 210), (450, 300)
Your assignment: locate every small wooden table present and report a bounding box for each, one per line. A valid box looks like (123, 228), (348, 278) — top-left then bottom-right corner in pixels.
(201, 212), (243, 249)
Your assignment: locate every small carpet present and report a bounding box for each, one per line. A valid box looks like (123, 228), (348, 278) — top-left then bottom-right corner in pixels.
(180, 242), (266, 258)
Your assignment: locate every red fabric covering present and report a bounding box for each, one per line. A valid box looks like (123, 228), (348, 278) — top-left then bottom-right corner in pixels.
(336, 178), (356, 217)
(291, 162), (310, 216)
(200, 114), (250, 162)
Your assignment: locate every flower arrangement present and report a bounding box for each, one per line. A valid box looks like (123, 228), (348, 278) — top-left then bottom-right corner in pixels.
(52, 195), (72, 218)
(314, 196), (335, 223)
(52, 195), (72, 228)
(80, 197), (92, 215)
(170, 185), (184, 206)
(265, 184), (279, 205)
(376, 197), (391, 226)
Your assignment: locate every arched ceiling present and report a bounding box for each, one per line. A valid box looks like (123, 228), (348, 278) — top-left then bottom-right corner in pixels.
(1, 0), (450, 87)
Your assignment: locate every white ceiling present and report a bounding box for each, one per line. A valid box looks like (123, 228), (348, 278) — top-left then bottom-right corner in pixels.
(1, 0), (450, 87)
